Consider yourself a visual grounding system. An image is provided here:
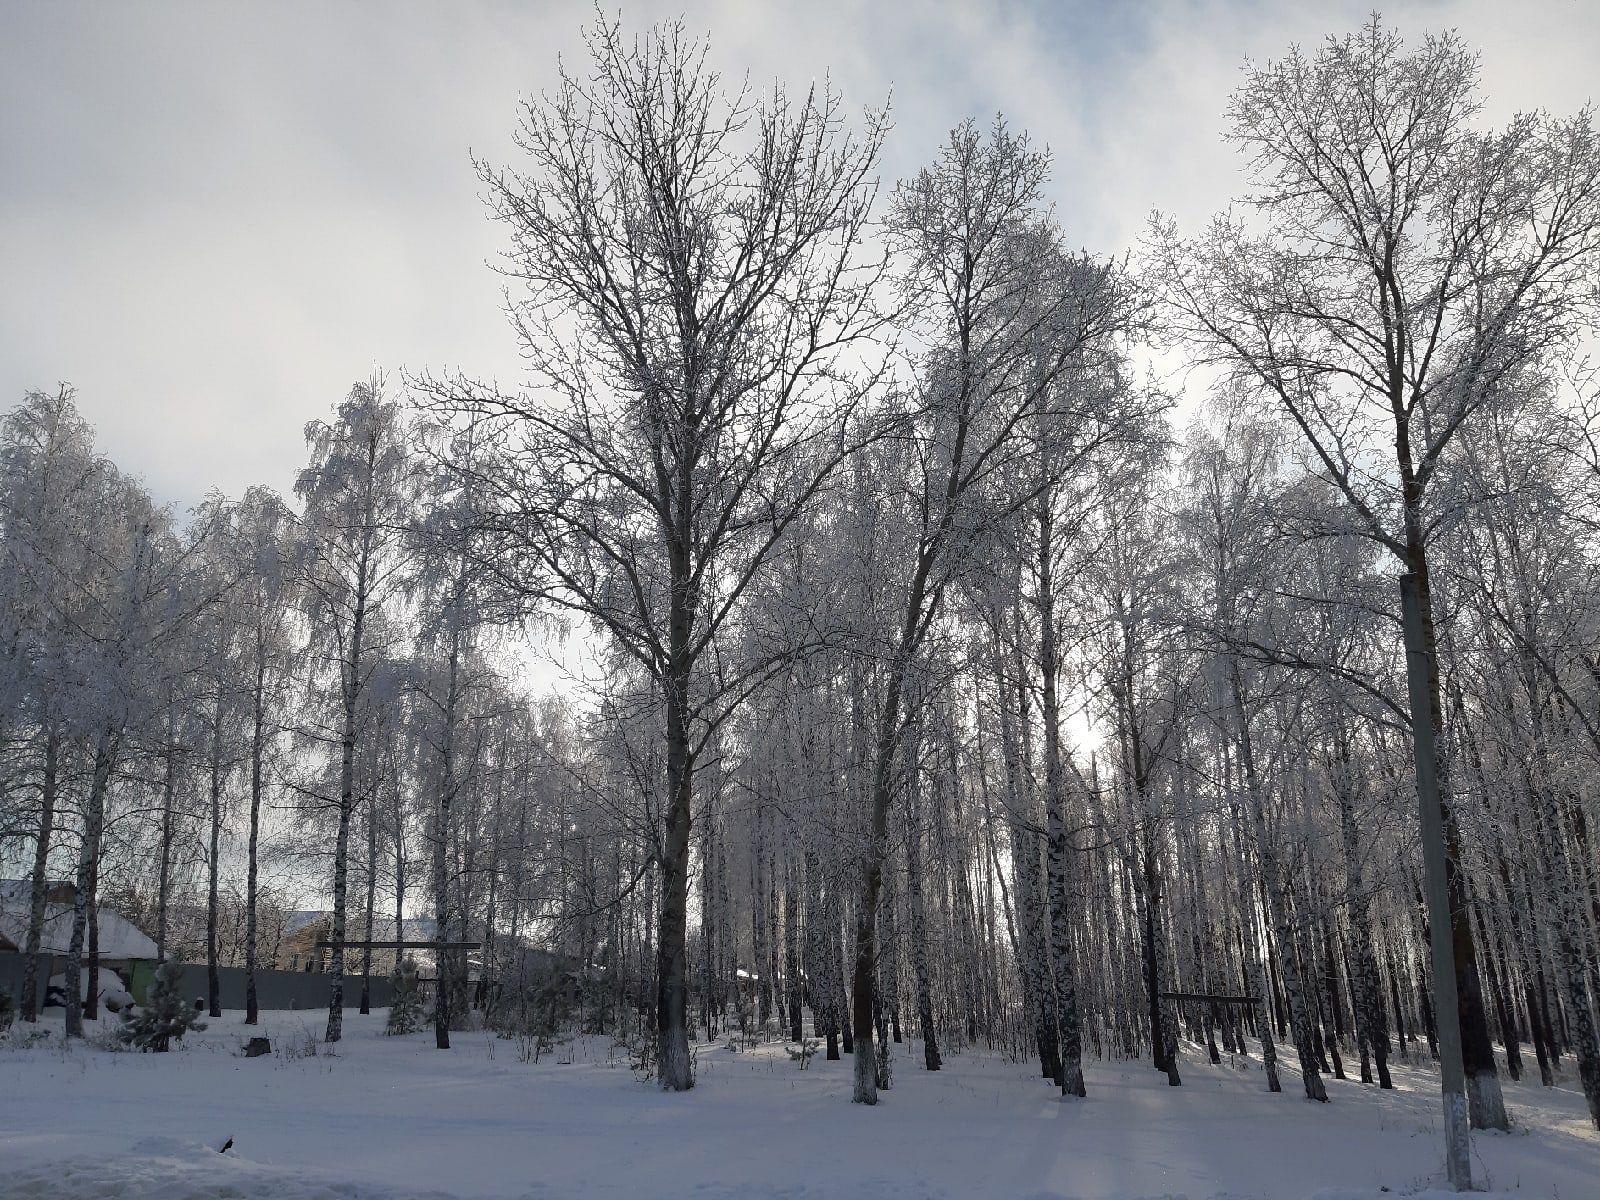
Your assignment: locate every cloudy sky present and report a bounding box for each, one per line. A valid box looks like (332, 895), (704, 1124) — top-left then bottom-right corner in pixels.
(4, 0), (1597, 511)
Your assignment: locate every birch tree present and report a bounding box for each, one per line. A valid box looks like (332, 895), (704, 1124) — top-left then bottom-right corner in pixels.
(0, 389), (101, 1022)
(232, 486), (296, 1026)
(431, 15), (889, 1091)
(296, 377), (418, 1044)
(1152, 16), (1600, 1138)
(849, 119), (1135, 1103)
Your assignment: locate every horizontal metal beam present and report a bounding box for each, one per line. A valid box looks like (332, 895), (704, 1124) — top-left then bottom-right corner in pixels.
(314, 940), (482, 950)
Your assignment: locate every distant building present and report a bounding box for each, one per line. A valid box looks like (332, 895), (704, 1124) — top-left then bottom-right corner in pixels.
(0, 880), (159, 962)
(0, 879), (160, 1004)
(276, 911), (441, 975)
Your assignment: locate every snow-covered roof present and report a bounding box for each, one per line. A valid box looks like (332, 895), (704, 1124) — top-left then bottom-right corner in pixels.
(283, 908), (332, 940)
(0, 899), (158, 960)
(0, 878), (73, 904)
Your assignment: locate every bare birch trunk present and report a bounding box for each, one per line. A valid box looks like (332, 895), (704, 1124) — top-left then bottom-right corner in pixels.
(65, 733), (115, 1038)
(1036, 518), (1086, 1097)
(206, 700), (224, 1018)
(245, 658), (265, 1025)
(1230, 669), (1326, 1102)
(19, 723), (59, 1023)
(1332, 734), (1391, 1088)
(903, 721), (941, 1072)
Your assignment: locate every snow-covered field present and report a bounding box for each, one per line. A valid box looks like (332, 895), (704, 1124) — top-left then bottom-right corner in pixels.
(1, 1011), (1595, 1200)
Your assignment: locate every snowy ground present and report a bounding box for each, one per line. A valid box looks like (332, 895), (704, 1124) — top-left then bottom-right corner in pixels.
(1, 1011), (1595, 1199)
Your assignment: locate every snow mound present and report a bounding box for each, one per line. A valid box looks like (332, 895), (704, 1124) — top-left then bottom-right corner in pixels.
(126, 1135), (215, 1158)
(4, 1136), (470, 1200)
(1308, 1191), (1525, 1200)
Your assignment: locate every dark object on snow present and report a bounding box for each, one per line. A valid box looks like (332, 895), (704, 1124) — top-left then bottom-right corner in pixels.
(194, 996), (205, 1011)
(44, 970), (134, 1014)
(243, 1037), (271, 1058)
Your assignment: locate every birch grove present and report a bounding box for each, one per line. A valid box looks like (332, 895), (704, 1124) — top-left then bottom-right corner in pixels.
(2, 14), (1598, 1174)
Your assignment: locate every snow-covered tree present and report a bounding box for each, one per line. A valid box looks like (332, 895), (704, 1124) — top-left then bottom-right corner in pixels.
(295, 377), (419, 1044)
(430, 14), (890, 1091)
(118, 958), (206, 1052)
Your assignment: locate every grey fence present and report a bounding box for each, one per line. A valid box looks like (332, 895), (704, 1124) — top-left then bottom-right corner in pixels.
(0, 952), (393, 1014)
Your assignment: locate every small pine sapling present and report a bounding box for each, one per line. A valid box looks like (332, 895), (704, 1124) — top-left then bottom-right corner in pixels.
(786, 1037), (820, 1070)
(385, 956), (424, 1035)
(119, 960), (207, 1052)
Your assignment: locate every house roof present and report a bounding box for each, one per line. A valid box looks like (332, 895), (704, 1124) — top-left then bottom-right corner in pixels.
(0, 898), (159, 960)
(282, 911), (439, 941)
(0, 879), (74, 904)
(281, 910), (332, 936)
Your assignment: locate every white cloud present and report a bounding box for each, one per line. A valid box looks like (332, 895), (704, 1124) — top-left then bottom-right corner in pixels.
(2, 0), (1594, 508)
